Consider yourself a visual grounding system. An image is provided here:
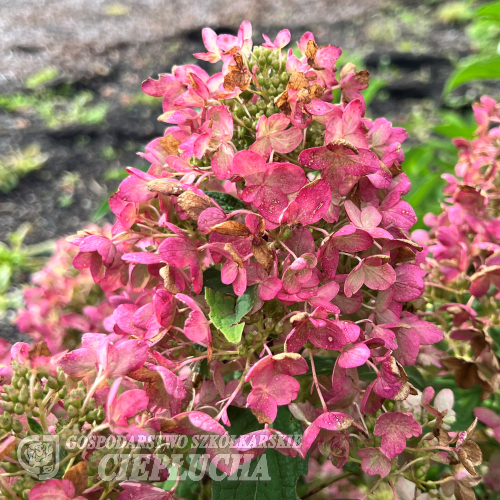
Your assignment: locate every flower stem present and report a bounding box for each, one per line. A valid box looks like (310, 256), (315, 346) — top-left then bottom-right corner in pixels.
(308, 350), (328, 412)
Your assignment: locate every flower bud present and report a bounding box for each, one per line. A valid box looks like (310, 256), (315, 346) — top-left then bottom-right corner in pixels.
(1, 401), (13, 412)
(0, 414), (12, 430)
(86, 410), (97, 423)
(11, 419), (23, 433)
(33, 382), (43, 400)
(96, 407), (105, 422)
(47, 377), (59, 390)
(13, 403), (24, 415)
(67, 405), (79, 418)
(18, 387), (29, 404)
(1, 462), (18, 474)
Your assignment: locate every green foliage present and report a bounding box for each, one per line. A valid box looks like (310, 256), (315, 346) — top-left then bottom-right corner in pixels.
(444, 55), (500, 95)
(0, 88), (108, 129)
(432, 376), (483, 431)
(0, 143), (49, 193)
(397, 108), (476, 226)
(443, 1), (500, 94)
(202, 268), (235, 294)
(92, 198), (112, 222)
(25, 67), (59, 89)
(436, 1), (474, 24)
(0, 224), (55, 317)
(211, 406), (308, 500)
(27, 416), (44, 435)
(205, 286), (256, 343)
(205, 192), (246, 213)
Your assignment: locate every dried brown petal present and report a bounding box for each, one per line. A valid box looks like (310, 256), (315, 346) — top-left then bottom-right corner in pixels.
(148, 179), (185, 196)
(224, 242), (244, 268)
(157, 417), (177, 432)
(305, 40), (319, 64)
(29, 341), (52, 360)
(340, 62), (357, 80)
(210, 221), (251, 237)
(457, 449), (478, 476)
(207, 342), (213, 364)
(177, 191), (215, 221)
(287, 72), (311, 91)
(310, 83), (325, 99)
(369, 254), (391, 265)
(252, 408), (273, 425)
(455, 483), (477, 500)
(465, 418), (478, 440)
(63, 461), (88, 495)
(392, 247), (416, 264)
(434, 428), (451, 446)
(160, 264), (180, 294)
(252, 240), (274, 273)
(393, 382), (417, 401)
(275, 90), (291, 114)
(327, 139), (359, 154)
(254, 215), (265, 236)
(470, 335), (488, 359)
(223, 53), (251, 92)
(462, 440), (482, 466)
(441, 357), (467, 371)
(159, 134), (181, 155)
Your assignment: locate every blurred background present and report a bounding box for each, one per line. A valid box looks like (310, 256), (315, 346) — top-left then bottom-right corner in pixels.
(1, 0), (500, 340)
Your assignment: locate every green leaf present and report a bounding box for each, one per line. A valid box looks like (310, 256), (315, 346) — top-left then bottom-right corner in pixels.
(476, 1), (500, 23)
(444, 55), (500, 95)
(234, 286), (257, 324)
(203, 267), (235, 294)
(0, 264), (12, 293)
(205, 192), (246, 213)
(212, 407), (308, 500)
(361, 78), (386, 106)
(92, 197), (111, 222)
(303, 356), (336, 376)
(166, 468), (201, 499)
(433, 112), (476, 140)
(27, 417), (44, 435)
(343, 462), (361, 474)
(205, 286), (256, 343)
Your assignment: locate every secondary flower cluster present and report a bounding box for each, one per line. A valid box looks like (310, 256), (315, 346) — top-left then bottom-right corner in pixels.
(417, 96), (500, 494)
(15, 231), (111, 354)
(3, 21), (483, 500)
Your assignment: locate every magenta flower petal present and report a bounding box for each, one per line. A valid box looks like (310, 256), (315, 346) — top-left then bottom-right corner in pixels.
(358, 447), (391, 477)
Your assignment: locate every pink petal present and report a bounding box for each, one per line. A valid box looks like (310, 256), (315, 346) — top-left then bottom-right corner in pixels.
(338, 342), (370, 368)
(158, 237), (195, 268)
(280, 179), (331, 225)
(358, 447), (391, 477)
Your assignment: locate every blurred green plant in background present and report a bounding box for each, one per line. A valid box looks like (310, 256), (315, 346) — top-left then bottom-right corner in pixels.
(0, 224), (54, 318)
(0, 85), (108, 130)
(445, 1), (500, 94)
(0, 144), (49, 193)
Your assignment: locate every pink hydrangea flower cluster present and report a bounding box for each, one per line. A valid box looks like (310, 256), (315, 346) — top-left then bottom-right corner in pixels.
(14, 229), (113, 354)
(3, 22), (487, 500)
(417, 96), (500, 494)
